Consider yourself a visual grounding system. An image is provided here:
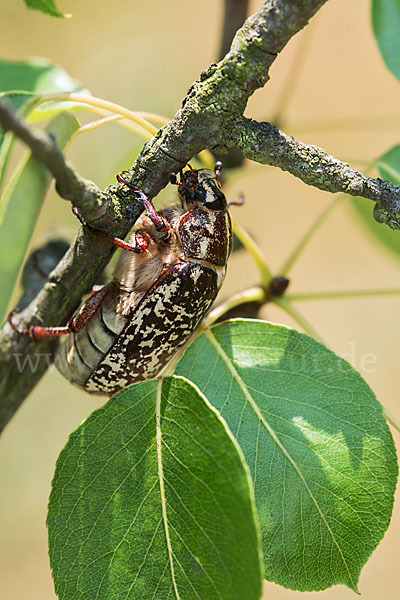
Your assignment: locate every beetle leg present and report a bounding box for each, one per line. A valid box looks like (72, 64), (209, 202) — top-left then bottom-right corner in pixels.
(72, 206), (150, 252)
(31, 251), (49, 279)
(116, 171), (170, 233)
(90, 284), (104, 294)
(8, 311), (71, 341)
(228, 194), (245, 207)
(69, 284), (110, 332)
(8, 284), (111, 341)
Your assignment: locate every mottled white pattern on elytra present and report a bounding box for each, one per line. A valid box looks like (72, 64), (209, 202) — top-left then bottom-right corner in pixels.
(85, 263), (219, 394)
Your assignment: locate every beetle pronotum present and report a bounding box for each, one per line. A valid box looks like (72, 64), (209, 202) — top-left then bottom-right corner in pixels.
(9, 163), (232, 396)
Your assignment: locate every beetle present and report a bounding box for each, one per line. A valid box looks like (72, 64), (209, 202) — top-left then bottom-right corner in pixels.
(9, 163), (232, 396)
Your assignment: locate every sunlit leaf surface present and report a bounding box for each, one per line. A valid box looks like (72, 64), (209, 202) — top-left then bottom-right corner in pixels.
(175, 319), (398, 591)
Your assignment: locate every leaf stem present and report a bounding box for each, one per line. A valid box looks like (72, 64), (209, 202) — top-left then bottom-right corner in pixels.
(231, 215), (271, 287)
(204, 286), (266, 327)
(35, 92), (166, 135)
(277, 160), (376, 276)
(278, 194), (345, 276)
(72, 114), (152, 140)
(35, 94), (217, 169)
(273, 297), (323, 342)
(286, 289), (400, 301)
(383, 407), (400, 435)
(272, 22), (314, 126)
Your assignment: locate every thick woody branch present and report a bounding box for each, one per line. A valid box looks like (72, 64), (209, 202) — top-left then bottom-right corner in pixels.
(129, 0), (328, 194)
(0, 100), (106, 218)
(233, 118), (400, 228)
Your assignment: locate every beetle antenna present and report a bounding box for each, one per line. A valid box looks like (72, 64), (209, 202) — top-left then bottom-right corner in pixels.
(169, 172), (190, 188)
(116, 171), (132, 188)
(214, 161), (223, 184)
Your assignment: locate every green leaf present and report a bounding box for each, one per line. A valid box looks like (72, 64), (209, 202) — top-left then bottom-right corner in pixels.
(47, 376), (263, 600)
(23, 0), (68, 18)
(350, 144), (400, 259)
(0, 58), (86, 189)
(0, 58), (80, 95)
(175, 319), (398, 592)
(0, 110), (80, 325)
(377, 143), (400, 183)
(372, 0), (400, 81)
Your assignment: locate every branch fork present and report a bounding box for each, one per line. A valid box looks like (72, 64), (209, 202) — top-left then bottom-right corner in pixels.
(1, 0), (399, 431)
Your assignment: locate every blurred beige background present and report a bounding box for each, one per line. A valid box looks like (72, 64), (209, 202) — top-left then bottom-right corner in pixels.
(1, 0), (399, 598)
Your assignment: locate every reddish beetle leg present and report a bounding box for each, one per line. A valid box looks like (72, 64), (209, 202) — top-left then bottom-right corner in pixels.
(8, 281), (111, 341)
(116, 171), (169, 233)
(8, 311), (71, 340)
(72, 206), (151, 253)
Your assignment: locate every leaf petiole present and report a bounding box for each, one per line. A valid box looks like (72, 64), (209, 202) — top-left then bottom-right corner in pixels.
(231, 215), (271, 288)
(273, 296), (323, 342)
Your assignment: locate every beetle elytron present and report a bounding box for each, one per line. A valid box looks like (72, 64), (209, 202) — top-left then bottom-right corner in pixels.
(9, 163), (232, 395)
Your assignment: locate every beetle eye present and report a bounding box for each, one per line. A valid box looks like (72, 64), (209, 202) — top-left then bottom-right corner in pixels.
(193, 185), (206, 203)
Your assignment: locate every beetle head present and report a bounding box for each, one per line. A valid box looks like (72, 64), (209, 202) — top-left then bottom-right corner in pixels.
(171, 166), (227, 211)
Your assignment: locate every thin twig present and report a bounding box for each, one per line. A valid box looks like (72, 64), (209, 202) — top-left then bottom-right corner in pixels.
(272, 21), (315, 126)
(0, 100), (106, 218)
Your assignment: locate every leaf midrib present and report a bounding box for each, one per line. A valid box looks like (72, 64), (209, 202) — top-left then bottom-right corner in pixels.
(204, 328), (356, 589)
(156, 380), (181, 600)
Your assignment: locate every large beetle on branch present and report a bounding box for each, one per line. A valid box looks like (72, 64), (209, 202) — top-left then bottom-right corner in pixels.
(10, 164), (232, 395)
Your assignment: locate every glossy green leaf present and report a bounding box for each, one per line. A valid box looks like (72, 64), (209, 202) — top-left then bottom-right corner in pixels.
(175, 319), (398, 592)
(0, 58), (86, 188)
(0, 58), (82, 95)
(47, 376), (263, 600)
(350, 144), (400, 259)
(372, 0), (400, 81)
(23, 0), (67, 18)
(0, 110), (80, 325)
(0, 58), (86, 120)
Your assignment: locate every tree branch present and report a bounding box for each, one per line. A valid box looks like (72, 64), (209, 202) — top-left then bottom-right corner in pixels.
(0, 0), (343, 431)
(233, 117), (400, 228)
(128, 0), (328, 194)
